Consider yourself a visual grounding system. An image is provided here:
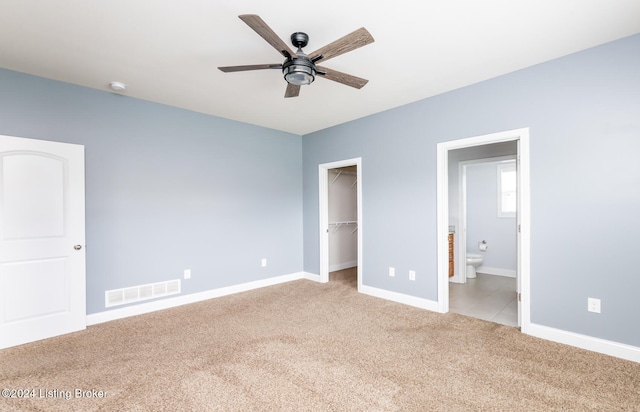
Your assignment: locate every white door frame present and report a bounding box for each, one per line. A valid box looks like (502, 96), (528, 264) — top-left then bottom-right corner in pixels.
(436, 128), (530, 332)
(319, 158), (362, 289)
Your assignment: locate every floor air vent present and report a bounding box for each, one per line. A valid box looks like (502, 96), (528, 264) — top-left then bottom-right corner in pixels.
(105, 279), (181, 308)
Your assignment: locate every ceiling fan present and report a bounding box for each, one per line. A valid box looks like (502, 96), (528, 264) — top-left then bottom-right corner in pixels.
(218, 14), (374, 98)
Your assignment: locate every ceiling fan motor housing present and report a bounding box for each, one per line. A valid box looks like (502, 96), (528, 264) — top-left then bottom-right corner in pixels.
(283, 32), (316, 85)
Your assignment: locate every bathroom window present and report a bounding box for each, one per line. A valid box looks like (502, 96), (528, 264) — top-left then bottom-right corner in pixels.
(498, 161), (516, 217)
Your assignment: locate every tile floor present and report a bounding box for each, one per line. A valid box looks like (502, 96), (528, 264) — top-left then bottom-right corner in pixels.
(449, 273), (518, 327)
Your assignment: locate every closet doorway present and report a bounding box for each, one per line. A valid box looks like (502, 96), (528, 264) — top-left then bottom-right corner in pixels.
(319, 158), (362, 290)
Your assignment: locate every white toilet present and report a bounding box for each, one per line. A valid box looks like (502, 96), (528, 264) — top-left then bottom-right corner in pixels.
(466, 253), (483, 279)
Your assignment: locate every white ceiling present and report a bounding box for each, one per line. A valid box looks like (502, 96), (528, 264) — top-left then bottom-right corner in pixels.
(1, 1), (639, 135)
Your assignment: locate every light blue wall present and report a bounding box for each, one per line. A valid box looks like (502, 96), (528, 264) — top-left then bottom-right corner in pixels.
(466, 162), (516, 271)
(303, 34), (640, 346)
(0, 69), (303, 315)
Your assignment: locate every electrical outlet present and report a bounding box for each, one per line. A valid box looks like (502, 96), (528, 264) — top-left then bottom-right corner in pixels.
(261, 258), (267, 267)
(389, 267), (395, 277)
(184, 269), (191, 279)
(587, 297), (601, 313)
(409, 270), (416, 281)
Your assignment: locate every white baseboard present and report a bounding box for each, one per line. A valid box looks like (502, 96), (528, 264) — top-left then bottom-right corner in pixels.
(329, 261), (357, 272)
(87, 272), (306, 326)
(525, 323), (640, 363)
(301, 272), (322, 282)
(359, 284), (440, 312)
(477, 266), (516, 278)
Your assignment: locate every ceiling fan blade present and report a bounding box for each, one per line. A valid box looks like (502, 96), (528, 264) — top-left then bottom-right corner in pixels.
(316, 66), (369, 89)
(239, 14), (296, 58)
(285, 83), (300, 98)
(218, 64), (282, 73)
(309, 27), (374, 63)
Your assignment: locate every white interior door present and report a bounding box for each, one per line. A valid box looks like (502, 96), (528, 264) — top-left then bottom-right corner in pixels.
(0, 135), (85, 349)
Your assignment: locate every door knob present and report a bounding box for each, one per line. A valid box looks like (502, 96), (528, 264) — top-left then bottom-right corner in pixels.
(74, 245), (82, 250)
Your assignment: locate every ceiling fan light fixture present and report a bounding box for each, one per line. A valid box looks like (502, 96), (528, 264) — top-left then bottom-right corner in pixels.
(282, 57), (316, 86)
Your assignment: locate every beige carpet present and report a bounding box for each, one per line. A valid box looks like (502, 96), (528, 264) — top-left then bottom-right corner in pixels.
(1, 268), (639, 411)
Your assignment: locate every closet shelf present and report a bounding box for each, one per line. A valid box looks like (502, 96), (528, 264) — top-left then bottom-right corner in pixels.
(330, 169), (357, 186)
(328, 221), (358, 233)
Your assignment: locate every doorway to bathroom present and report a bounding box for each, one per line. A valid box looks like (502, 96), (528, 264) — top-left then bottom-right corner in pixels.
(452, 155), (517, 327)
(436, 128), (530, 332)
